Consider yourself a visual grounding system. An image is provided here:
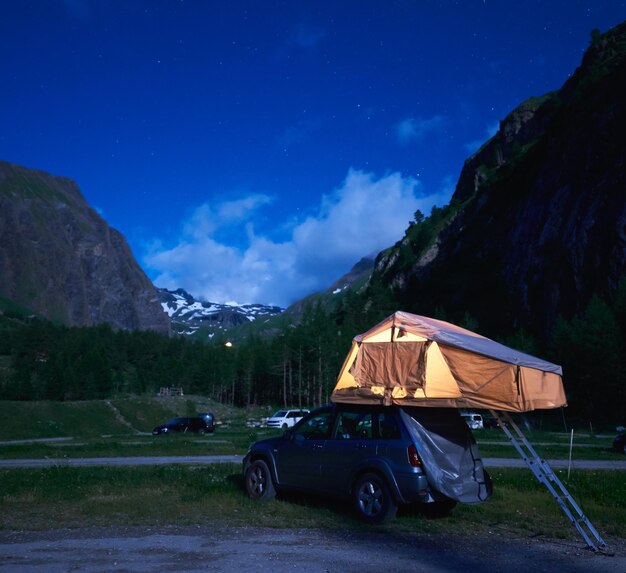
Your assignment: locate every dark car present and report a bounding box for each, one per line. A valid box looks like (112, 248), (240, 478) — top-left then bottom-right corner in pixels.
(197, 412), (216, 432)
(243, 404), (492, 524)
(614, 427), (626, 454)
(152, 415), (214, 435)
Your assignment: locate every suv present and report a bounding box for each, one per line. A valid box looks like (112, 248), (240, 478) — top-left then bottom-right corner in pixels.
(243, 404), (491, 524)
(461, 412), (484, 430)
(266, 409), (310, 430)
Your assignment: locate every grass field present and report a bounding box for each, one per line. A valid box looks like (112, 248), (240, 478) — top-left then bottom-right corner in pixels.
(0, 396), (622, 461)
(1, 464), (624, 543)
(0, 397), (624, 545)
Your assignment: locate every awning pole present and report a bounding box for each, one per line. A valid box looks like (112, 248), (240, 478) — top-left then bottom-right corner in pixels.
(490, 410), (606, 552)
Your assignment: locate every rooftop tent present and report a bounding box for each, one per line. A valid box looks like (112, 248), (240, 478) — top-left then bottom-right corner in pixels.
(331, 311), (566, 412)
(331, 313), (609, 550)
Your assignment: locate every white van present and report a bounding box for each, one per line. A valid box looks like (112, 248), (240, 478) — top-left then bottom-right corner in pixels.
(461, 413), (484, 430)
(266, 409), (310, 429)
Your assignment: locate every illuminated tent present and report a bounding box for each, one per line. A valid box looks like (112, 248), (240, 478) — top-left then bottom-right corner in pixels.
(331, 311), (566, 412)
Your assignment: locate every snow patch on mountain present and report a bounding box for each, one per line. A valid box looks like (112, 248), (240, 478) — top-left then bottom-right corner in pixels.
(159, 288), (283, 337)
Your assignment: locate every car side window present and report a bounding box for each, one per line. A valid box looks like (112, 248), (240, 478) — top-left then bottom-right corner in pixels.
(377, 412), (401, 439)
(294, 411), (333, 440)
(332, 412), (373, 440)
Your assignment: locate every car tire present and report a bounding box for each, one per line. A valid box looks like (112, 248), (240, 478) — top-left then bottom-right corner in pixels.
(353, 473), (397, 524)
(245, 460), (276, 501)
(281, 423), (288, 430)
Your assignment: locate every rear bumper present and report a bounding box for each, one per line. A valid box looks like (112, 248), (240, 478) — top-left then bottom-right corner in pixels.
(393, 471), (431, 503)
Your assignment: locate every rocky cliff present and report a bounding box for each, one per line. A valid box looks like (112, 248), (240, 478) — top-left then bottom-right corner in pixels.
(374, 22), (626, 339)
(0, 161), (170, 334)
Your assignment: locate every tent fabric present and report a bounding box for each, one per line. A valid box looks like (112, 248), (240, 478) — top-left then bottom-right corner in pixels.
(332, 311), (566, 412)
(399, 407), (492, 503)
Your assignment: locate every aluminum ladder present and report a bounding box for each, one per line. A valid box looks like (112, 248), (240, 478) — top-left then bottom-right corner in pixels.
(489, 409), (606, 551)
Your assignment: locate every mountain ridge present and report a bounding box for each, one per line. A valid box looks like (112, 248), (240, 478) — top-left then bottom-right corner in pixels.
(0, 160), (170, 334)
(159, 287), (283, 338)
(372, 21), (626, 340)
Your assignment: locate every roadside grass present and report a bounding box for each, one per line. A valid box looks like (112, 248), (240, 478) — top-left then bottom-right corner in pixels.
(476, 442), (622, 460)
(0, 397), (623, 462)
(2, 429), (623, 461)
(0, 428), (279, 459)
(1, 465), (624, 544)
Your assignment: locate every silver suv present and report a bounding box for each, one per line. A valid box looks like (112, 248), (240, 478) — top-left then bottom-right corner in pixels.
(243, 404), (491, 523)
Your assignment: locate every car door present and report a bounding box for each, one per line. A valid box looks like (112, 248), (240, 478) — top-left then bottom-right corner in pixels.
(274, 410), (335, 490)
(319, 410), (377, 494)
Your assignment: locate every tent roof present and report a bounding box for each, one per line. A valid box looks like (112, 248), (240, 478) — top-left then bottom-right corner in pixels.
(356, 311), (562, 375)
(332, 311), (566, 412)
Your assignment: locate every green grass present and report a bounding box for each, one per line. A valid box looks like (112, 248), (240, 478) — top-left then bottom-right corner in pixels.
(1, 397), (623, 461)
(0, 400), (133, 439)
(0, 465), (624, 543)
(0, 429), (280, 459)
(0, 396), (275, 441)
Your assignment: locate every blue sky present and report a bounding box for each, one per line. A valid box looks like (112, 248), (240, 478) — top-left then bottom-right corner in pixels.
(2, 1), (626, 306)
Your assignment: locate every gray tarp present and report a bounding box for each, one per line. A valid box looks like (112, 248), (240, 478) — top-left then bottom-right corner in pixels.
(399, 407), (492, 503)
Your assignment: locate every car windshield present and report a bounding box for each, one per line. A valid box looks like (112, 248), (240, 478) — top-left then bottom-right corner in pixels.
(166, 417), (184, 425)
(271, 410), (288, 418)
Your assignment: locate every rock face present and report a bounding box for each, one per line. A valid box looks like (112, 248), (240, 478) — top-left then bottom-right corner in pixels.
(374, 22), (626, 339)
(0, 161), (170, 334)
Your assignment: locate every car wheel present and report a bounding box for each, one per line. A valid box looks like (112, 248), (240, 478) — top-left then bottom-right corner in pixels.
(245, 460), (276, 501)
(353, 473), (397, 524)
(281, 423), (288, 430)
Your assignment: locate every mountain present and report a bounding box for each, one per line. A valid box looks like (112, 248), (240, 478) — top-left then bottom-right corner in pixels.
(0, 160), (170, 334)
(160, 287), (283, 338)
(284, 256), (375, 316)
(372, 22), (626, 340)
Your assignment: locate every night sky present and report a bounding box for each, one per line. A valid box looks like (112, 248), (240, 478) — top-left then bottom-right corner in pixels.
(2, 1), (625, 306)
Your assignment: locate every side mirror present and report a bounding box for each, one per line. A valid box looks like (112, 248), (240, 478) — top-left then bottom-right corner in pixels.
(283, 428), (293, 440)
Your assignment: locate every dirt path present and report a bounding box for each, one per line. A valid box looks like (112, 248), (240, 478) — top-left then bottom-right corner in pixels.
(1, 455), (625, 470)
(0, 525), (624, 573)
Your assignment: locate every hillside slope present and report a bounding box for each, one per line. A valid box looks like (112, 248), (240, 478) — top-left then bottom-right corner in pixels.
(0, 161), (170, 333)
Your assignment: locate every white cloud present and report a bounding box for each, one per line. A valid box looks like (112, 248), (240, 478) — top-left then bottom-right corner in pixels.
(144, 169), (445, 307)
(395, 115), (445, 145)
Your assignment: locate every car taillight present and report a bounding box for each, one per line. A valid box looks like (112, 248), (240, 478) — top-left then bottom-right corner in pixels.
(407, 444), (422, 467)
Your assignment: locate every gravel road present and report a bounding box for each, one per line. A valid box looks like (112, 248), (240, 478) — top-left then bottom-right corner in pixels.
(1, 455), (623, 572)
(0, 525), (624, 573)
(1, 454), (625, 470)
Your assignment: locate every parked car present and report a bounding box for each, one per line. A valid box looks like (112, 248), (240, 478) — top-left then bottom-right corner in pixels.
(197, 412), (216, 432)
(461, 412), (484, 430)
(243, 404), (492, 524)
(152, 415), (214, 435)
(266, 409), (310, 430)
(613, 427), (626, 454)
